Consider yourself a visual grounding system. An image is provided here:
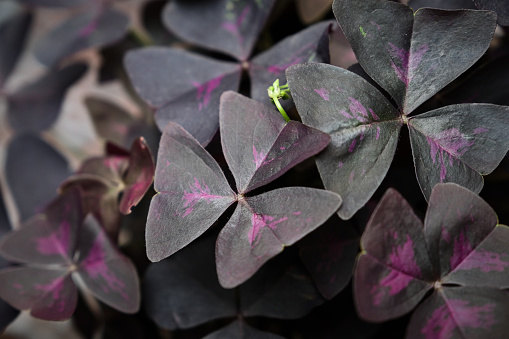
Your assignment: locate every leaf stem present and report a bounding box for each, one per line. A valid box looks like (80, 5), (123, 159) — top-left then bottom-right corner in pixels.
(273, 97), (290, 122)
(267, 79), (291, 122)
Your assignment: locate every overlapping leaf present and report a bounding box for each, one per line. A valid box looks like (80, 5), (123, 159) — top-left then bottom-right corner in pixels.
(125, 20), (331, 145)
(408, 0), (476, 10)
(5, 134), (72, 222)
(287, 1), (509, 217)
(0, 190), (140, 321)
(7, 63), (87, 133)
(354, 183), (509, 338)
(162, 0), (276, 61)
(146, 91), (340, 288)
(35, 8), (129, 67)
(474, 0), (509, 26)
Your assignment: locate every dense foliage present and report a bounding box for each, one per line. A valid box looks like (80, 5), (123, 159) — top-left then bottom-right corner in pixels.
(0, 0), (508, 338)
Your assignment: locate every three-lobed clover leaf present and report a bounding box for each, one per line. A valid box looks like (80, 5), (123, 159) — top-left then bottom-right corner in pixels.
(0, 189), (140, 321)
(145, 91), (341, 288)
(144, 234), (322, 337)
(287, 0), (509, 219)
(61, 137), (155, 241)
(125, 19), (331, 146)
(354, 183), (509, 338)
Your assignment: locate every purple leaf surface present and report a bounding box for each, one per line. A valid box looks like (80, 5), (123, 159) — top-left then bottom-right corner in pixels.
(7, 63), (87, 133)
(145, 123), (236, 262)
(125, 47), (241, 145)
(0, 267), (77, 321)
(408, 0), (476, 10)
(0, 188), (83, 266)
(203, 319), (285, 339)
(0, 9), (31, 89)
(474, 0), (509, 26)
(407, 287), (509, 339)
(119, 137), (155, 214)
(333, 0), (497, 113)
(5, 134), (72, 222)
(35, 9), (129, 67)
(286, 63), (402, 219)
(249, 20), (332, 106)
(216, 187), (341, 288)
(16, 0), (85, 8)
(424, 183), (499, 279)
(162, 0), (276, 61)
(144, 235), (236, 330)
(299, 215), (360, 300)
(354, 188), (434, 322)
(76, 217), (140, 314)
(408, 104), (509, 200)
(220, 91), (331, 194)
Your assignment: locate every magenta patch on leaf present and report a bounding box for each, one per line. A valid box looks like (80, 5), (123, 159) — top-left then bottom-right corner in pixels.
(388, 43), (428, 85)
(36, 221), (71, 256)
(34, 277), (67, 312)
(78, 20), (99, 38)
(192, 75), (223, 111)
(80, 232), (128, 300)
(253, 145), (267, 168)
(348, 139), (357, 152)
(221, 5), (250, 47)
(389, 235), (422, 278)
(372, 270), (414, 306)
(450, 230), (473, 271)
(181, 178), (225, 217)
(249, 213), (288, 245)
(457, 250), (509, 272)
(376, 125), (381, 140)
(314, 88), (330, 101)
(473, 127), (489, 134)
(421, 299), (496, 339)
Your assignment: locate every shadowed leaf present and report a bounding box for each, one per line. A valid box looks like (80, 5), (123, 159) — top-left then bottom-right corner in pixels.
(204, 319), (285, 339)
(474, 0), (509, 26)
(296, 0), (333, 24)
(408, 0), (476, 10)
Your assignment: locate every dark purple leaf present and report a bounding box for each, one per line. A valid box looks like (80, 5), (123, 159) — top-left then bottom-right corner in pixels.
(0, 300), (18, 334)
(249, 20), (332, 107)
(145, 122), (236, 262)
(75, 217), (140, 314)
(296, 0), (333, 24)
(0, 188), (83, 266)
(16, 0), (85, 8)
(162, 0), (276, 61)
(0, 9), (31, 89)
(424, 183), (498, 279)
(85, 96), (136, 147)
(407, 287), (509, 339)
(125, 47), (241, 146)
(5, 134), (72, 222)
(408, 0), (476, 10)
(299, 215), (359, 300)
(203, 319), (285, 339)
(7, 63), (87, 133)
(333, 0), (497, 113)
(35, 9), (129, 67)
(286, 63), (401, 219)
(144, 235), (236, 330)
(474, 0), (509, 26)
(354, 188), (434, 322)
(408, 104), (509, 200)
(0, 267), (77, 321)
(216, 187), (341, 288)
(329, 22), (357, 69)
(239, 251), (325, 319)
(444, 225), (509, 288)
(220, 91), (331, 194)
(119, 137), (155, 214)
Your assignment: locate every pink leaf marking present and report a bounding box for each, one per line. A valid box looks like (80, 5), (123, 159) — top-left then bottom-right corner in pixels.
(314, 88), (330, 101)
(458, 250), (509, 272)
(36, 221), (72, 257)
(421, 300), (496, 339)
(348, 139), (357, 152)
(388, 43), (428, 85)
(181, 178), (225, 218)
(340, 110), (353, 119)
(338, 161), (343, 169)
(369, 108), (379, 121)
(450, 230), (473, 271)
(221, 5), (250, 47)
(349, 171), (355, 183)
(34, 277), (67, 313)
(78, 20), (98, 38)
(267, 43), (315, 74)
(376, 125), (381, 140)
(80, 232), (128, 300)
(253, 145), (267, 168)
(473, 127), (489, 134)
(249, 214), (288, 245)
(372, 235), (422, 305)
(192, 75), (223, 111)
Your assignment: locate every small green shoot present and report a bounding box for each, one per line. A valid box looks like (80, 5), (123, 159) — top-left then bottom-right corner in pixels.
(268, 79), (291, 122)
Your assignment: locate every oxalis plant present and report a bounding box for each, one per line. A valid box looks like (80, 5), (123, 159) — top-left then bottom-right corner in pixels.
(0, 0), (509, 338)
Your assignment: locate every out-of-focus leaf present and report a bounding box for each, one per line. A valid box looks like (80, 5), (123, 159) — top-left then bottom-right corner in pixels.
(203, 319), (285, 339)
(5, 134), (72, 222)
(0, 9), (31, 89)
(125, 47), (241, 146)
(7, 63), (87, 133)
(408, 0), (476, 10)
(296, 0), (333, 24)
(162, 0), (276, 61)
(474, 0), (509, 26)
(16, 0), (86, 8)
(35, 9), (129, 67)
(329, 22), (357, 69)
